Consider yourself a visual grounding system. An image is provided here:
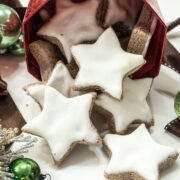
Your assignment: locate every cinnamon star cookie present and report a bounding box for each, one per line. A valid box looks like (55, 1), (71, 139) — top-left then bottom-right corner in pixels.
(96, 77), (153, 134)
(37, 0), (104, 63)
(24, 61), (81, 108)
(104, 124), (179, 180)
(71, 27), (145, 100)
(22, 86), (102, 165)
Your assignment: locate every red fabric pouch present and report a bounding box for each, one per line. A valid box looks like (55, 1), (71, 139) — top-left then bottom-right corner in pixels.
(23, 0), (167, 80)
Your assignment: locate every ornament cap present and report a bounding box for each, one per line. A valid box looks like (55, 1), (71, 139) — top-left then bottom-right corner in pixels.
(40, 174), (51, 180)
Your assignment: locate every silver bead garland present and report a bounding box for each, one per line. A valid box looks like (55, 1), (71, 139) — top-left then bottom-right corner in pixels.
(0, 125), (38, 179)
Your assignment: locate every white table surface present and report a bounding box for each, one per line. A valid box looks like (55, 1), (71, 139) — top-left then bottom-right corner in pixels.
(0, 0), (180, 180)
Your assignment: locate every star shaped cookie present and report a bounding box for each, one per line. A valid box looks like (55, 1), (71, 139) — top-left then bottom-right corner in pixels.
(37, 0), (104, 63)
(96, 77), (153, 134)
(22, 86), (102, 165)
(71, 27), (145, 100)
(104, 124), (179, 180)
(25, 61), (81, 107)
(103, 0), (142, 27)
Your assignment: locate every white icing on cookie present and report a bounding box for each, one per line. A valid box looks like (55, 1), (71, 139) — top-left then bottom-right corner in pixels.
(26, 62), (81, 107)
(46, 62), (80, 97)
(26, 85), (45, 107)
(104, 124), (178, 180)
(37, 0), (104, 63)
(71, 28), (145, 100)
(104, 0), (142, 27)
(22, 86), (101, 162)
(96, 77), (153, 133)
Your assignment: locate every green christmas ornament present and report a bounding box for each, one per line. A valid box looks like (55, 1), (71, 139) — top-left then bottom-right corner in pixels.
(175, 91), (180, 117)
(8, 34), (25, 55)
(8, 158), (50, 180)
(0, 4), (21, 49)
(9, 158), (40, 180)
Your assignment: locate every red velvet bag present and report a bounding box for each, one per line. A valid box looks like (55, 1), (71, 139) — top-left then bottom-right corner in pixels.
(23, 0), (167, 80)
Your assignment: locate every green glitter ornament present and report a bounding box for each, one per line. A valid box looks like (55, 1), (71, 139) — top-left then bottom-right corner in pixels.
(9, 158), (40, 180)
(0, 4), (21, 49)
(175, 91), (180, 117)
(8, 158), (50, 180)
(8, 34), (25, 55)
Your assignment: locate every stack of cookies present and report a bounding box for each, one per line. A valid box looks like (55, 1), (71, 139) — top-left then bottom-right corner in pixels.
(22, 0), (179, 179)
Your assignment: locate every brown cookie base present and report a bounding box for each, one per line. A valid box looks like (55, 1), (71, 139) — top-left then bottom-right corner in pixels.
(91, 105), (110, 136)
(37, 35), (67, 63)
(66, 59), (79, 79)
(105, 172), (146, 180)
(29, 40), (65, 81)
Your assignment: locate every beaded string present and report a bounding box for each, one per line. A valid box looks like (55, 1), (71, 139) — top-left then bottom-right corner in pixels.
(0, 125), (37, 180)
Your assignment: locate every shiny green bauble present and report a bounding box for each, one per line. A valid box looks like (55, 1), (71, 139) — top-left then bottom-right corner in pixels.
(9, 158), (40, 180)
(8, 34), (25, 55)
(0, 4), (21, 49)
(175, 91), (180, 117)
